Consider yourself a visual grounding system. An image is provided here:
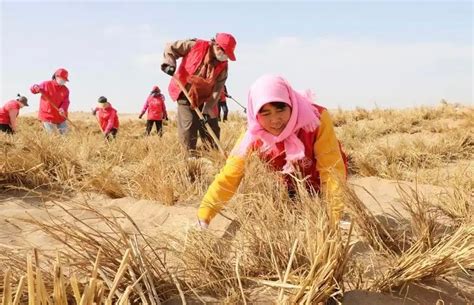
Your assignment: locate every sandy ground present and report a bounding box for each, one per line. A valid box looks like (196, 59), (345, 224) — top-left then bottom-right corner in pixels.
(0, 176), (472, 304)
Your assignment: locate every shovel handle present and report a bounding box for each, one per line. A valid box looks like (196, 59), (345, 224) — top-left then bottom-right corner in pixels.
(42, 92), (78, 129)
(229, 96), (247, 112)
(173, 77), (227, 157)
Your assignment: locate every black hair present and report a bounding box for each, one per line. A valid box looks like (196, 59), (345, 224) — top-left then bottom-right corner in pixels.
(258, 101), (288, 113)
(98, 96), (108, 103)
(52, 73), (56, 80)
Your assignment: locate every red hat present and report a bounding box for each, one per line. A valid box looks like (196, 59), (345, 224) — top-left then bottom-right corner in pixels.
(55, 68), (69, 81)
(215, 33), (236, 61)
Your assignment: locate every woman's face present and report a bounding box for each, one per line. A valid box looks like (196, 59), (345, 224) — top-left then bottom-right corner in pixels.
(256, 102), (292, 136)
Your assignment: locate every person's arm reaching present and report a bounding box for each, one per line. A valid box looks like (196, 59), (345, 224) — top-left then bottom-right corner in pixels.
(8, 108), (19, 132)
(161, 39), (195, 75)
(30, 82), (46, 94)
(58, 90), (70, 116)
(197, 133), (246, 224)
(104, 109), (117, 134)
(313, 109), (347, 225)
(139, 99), (149, 119)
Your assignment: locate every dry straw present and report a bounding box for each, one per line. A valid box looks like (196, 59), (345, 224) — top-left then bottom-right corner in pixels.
(1, 103), (472, 302)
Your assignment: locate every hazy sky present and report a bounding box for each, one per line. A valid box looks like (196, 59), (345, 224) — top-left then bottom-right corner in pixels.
(1, 1), (472, 114)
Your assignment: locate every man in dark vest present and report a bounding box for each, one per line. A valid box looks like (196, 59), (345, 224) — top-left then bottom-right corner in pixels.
(161, 33), (237, 154)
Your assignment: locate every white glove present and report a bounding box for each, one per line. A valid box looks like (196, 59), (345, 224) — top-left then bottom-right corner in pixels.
(196, 219), (209, 230)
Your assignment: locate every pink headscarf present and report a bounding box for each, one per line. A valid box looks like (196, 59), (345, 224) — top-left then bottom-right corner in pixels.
(234, 74), (320, 173)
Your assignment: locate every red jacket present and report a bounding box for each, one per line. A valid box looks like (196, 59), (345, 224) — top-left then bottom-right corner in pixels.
(141, 94), (167, 120)
(252, 105), (348, 192)
(30, 80), (70, 124)
(95, 105), (119, 134)
(253, 128), (321, 192)
(168, 40), (228, 101)
(0, 100), (20, 126)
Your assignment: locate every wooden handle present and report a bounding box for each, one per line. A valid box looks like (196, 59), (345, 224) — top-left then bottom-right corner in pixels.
(173, 77), (227, 157)
(42, 93), (78, 129)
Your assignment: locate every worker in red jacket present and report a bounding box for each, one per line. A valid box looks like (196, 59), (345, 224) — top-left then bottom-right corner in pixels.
(92, 96), (119, 140)
(139, 85), (168, 136)
(30, 68), (70, 134)
(161, 32), (237, 154)
(0, 94), (29, 134)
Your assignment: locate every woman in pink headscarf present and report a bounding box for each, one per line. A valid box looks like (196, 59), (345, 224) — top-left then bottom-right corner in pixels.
(197, 74), (348, 228)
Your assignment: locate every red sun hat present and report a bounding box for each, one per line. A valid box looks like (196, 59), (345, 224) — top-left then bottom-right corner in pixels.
(55, 68), (69, 81)
(215, 33), (236, 61)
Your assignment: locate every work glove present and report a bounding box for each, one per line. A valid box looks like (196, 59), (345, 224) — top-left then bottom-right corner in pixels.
(161, 64), (175, 76)
(58, 108), (65, 117)
(196, 219), (209, 230)
(30, 84), (41, 94)
(164, 113), (169, 121)
(225, 94), (232, 99)
(199, 113), (210, 126)
(91, 108), (97, 116)
(138, 113), (144, 119)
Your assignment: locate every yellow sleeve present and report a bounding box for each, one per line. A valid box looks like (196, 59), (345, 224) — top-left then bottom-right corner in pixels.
(314, 109), (347, 224)
(197, 135), (246, 223)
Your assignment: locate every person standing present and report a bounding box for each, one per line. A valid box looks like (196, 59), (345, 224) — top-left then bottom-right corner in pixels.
(0, 94), (29, 134)
(139, 85), (168, 136)
(218, 85), (229, 122)
(30, 68), (70, 134)
(161, 32), (237, 154)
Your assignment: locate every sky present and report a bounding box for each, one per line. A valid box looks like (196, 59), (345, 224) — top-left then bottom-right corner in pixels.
(1, 0), (472, 114)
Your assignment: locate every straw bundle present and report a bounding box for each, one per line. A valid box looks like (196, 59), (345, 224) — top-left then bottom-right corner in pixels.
(1, 200), (179, 304)
(371, 224), (474, 291)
